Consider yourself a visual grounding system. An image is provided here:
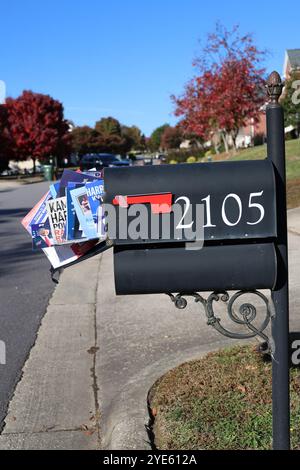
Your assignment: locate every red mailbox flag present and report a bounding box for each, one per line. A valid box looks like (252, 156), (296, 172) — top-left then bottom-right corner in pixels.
(113, 193), (173, 214)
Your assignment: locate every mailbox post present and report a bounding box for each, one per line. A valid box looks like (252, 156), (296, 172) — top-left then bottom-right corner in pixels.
(266, 71), (290, 450)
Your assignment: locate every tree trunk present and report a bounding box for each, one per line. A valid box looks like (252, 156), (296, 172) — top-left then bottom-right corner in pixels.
(213, 141), (220, 154)
(33, 157), (36, 174)
(231, 129), (239, 153)
(220, 131), (229, 153)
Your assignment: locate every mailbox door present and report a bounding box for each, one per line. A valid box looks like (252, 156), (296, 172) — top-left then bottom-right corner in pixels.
(114, 242), (277, 295)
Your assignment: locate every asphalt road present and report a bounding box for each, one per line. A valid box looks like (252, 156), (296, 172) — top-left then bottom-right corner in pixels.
(0, 182), (55, 429)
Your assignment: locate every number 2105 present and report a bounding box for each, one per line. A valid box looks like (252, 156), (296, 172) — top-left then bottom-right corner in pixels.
(175, 191), (265, 229)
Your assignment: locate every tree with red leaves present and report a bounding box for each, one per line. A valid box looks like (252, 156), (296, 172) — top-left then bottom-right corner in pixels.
(70, 125), (99, 156)
(0, 104), (14, 172)
(161, 125), (183, 150)
(172, 24), (266, 151)
(5, 91), (70, 172)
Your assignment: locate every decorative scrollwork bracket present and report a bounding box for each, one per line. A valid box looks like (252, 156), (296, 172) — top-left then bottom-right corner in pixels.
(167, 290), (275, 348)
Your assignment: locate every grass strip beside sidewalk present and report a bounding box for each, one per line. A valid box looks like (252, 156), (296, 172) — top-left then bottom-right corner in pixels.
(149, 345), (300, 450)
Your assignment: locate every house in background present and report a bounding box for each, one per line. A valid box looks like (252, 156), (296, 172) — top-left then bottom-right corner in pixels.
(236, 113), (266, 149)
(282, 49), (300, 137)
(283, 49), (300, 79)
(237, 49), (300, 148)
(9, 158), (42, 174)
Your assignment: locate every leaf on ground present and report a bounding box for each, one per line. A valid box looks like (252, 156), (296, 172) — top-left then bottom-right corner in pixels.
(87, 346), (99, 354)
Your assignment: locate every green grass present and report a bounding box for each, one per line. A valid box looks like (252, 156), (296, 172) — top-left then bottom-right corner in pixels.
(213, 139), (300, 173)
(210, 139), (300, 208)
(149, 345), (300, 450)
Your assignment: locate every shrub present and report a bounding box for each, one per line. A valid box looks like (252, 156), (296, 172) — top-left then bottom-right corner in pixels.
(186, 156), (197, 163)
(253, 133), (265, 146)
(167, 149), (205, 164)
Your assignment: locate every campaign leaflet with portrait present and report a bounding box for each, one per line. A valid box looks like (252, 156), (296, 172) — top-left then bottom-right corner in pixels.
(70, 186), (98, 240)
(31, 220), (53, 250)
(85, 179), (105, 238)
(66, 182), (87, 241)
(46, 196), (67, 244)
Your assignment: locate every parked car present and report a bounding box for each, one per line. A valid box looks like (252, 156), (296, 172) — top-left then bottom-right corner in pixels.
(22, 165), (43, 175)
(79, 153), (121, 171)
(0, 167), (19, 176)
(113, 155), (131, 167)
(143, 157), (153, 165)
(157, 153), (167, 163)
(133, 154), (153, 166)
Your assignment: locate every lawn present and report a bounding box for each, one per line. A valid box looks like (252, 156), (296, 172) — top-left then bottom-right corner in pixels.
(210, 139), (300, 208)
(149, 345), (300, 450)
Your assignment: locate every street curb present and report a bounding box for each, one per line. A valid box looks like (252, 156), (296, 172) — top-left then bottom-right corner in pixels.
(101, 339), (247, 450)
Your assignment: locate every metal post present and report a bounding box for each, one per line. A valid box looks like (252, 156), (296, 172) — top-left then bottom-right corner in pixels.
(266, 71), (290, 450)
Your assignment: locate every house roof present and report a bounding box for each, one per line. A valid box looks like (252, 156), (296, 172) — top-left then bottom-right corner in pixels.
(287, 49), (300, 69)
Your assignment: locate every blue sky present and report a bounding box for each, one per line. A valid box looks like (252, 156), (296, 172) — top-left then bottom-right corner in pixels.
(1, 0), (299, 136)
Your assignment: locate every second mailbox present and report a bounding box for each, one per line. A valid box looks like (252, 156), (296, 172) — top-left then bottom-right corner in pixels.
(104, 159), (277, 295)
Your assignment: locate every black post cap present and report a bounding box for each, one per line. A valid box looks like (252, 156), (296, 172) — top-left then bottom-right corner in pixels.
(266, 71), (284, 104)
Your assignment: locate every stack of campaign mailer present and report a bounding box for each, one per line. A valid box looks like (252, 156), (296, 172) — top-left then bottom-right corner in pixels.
(21, 169), (106, 269)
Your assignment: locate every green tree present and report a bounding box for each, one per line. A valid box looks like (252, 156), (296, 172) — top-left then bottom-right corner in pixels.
(149, 124), (170, 151)
(281, 72), (300, 131)
(95, 116), (121, 138)
(95, 117), (127, 154)
(140, 134), (147, 151)
(121, 125), (143, 150)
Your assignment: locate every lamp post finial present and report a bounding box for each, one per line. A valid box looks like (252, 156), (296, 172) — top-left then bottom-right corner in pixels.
(266, 71), (283, 104)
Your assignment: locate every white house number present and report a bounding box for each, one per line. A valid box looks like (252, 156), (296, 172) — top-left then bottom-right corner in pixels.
(175, 191), (265, 230)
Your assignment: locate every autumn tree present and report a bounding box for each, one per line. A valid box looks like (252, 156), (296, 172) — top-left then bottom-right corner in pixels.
(71, 119), (145, 156)
(70, 125), (99, 156)
(160, 126), (183, 150)
(0, 105), (13, 172)
(5, 91), (70, 172)
(172, 24), (266, 151)
(121, 125), (144, 151)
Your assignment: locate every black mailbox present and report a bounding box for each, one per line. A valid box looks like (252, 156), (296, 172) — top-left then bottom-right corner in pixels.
(104, 159), (277, 295)
(114, 243), (277, 295)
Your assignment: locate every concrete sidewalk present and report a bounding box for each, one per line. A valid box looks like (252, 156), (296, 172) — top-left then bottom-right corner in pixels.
(0, 177), (44, 192)
(1, 210), (300, 450)
(288, 207), (300, 236)
(0, 257), (102, 450)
